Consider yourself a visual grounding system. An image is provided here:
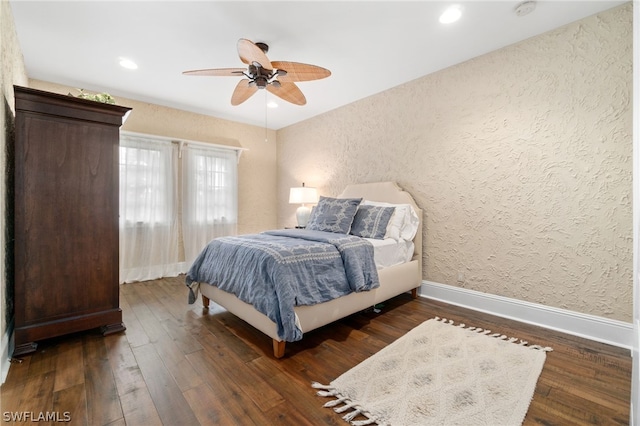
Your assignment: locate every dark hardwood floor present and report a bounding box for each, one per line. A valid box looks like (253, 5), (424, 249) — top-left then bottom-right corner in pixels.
(1, 276), (632, 425)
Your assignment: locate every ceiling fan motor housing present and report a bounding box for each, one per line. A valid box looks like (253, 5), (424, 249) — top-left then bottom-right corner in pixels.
(247, 64), (273, 89)
(255, 77), (268, 89)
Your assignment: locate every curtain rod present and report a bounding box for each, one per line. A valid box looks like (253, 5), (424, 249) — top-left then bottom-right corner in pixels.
(120, 130), (248, 154)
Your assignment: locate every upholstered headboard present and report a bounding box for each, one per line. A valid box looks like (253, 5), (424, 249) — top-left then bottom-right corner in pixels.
(338, 181), (423, 267)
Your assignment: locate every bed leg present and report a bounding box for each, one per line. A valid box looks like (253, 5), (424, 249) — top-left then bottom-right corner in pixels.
(273, 339), (286, 358)
(411, 287), (419, 299)
(202, 295), (210, 308)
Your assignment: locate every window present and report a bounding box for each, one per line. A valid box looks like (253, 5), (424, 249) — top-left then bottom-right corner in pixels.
(119, 137), (176, 225)
(184, 146), (237, 225)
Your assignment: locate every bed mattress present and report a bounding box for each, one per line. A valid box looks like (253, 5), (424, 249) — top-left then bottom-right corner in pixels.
(368, 238), (415, 269)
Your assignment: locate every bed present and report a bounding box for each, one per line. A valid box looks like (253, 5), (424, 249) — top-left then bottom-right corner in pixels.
(186, 181), (423, 358)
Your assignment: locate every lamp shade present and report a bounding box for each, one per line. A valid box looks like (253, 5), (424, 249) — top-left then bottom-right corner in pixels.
(289, 186), (318, 205)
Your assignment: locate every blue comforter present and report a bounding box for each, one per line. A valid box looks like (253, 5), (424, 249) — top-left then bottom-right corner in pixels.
(185, 229), (379, 341)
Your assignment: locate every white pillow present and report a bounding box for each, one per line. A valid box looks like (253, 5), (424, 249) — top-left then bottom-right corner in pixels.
(361, 201), (419, 241)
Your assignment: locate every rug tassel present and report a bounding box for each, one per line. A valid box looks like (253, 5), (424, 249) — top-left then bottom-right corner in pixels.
(433, 317), (554, 352)
(324, 396), (348, 407)
(318, 390), (337, 397)
(342, 408), (362, 422)
(335, 401), (358, 413)
(312, 382), (333, 390)
(528, 345), (554, 352)
(352, 419), (377, 426)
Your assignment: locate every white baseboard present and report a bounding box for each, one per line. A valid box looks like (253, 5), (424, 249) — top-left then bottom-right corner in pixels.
(420, 280), (634, 350)
(1, 322), (13, 384)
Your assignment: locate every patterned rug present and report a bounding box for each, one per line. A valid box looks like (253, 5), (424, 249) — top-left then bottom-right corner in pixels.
(313, 317), (551, 425)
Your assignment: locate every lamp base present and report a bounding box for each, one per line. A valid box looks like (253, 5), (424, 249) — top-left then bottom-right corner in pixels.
(296, 205), (311, 228)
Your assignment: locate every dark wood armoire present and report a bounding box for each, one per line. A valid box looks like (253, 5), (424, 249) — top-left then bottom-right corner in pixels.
(13, 86), (131, 356)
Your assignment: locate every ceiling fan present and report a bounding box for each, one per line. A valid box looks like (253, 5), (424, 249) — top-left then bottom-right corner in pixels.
(183, 39), (331, 106)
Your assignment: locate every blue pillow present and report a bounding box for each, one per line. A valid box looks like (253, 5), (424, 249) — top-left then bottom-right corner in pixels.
(306, 196), (362, 234)
(350, 205), (395, 239)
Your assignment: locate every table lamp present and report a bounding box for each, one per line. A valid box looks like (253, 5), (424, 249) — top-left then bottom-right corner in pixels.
(289, 183), (318, 228)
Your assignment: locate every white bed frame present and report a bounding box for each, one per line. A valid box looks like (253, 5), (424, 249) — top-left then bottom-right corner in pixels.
(199, 181), (423, 358)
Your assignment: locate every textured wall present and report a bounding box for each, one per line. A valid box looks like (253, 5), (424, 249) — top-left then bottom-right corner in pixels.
(29, 80), (278, 236)
(1, 0), (28, 352)
(277, 4), (633, 321)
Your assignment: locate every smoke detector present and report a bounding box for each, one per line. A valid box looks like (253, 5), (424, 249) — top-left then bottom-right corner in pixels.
(515, 1), (536, 17)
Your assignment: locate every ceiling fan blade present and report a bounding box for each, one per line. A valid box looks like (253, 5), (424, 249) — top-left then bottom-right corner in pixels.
(237, 39), (273, 70)
(271, 61), (331, 82)
(182, 68), (246, 77)
(231, 79), (258, 105)
(266, 81), (306, 106)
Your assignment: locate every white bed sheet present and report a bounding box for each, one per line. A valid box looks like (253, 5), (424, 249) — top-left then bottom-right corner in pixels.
(367, 238), (415, 270)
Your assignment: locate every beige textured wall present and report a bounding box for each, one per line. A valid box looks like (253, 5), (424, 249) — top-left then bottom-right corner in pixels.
(1, 0), (28, 353)
(277, 4), (633, 322)
(29, 80), (278, 236)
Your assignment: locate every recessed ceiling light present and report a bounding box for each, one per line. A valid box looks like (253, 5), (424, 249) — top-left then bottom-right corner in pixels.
(439, 5), (462, 24)
(119, 58), (138, 70)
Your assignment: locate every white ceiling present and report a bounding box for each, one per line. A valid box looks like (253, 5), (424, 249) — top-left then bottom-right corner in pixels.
(10, 1), (626, 130)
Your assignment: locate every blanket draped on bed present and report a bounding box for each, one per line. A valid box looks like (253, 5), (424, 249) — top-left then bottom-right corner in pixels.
(186, 229), (379, 342)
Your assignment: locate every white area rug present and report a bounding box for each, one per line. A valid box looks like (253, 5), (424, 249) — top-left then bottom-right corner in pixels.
(313, 317), (551, 425)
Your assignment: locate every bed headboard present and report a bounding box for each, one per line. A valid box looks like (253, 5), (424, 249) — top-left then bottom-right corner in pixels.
(339, 181), (417, 208)
(338, 181), (423, 268)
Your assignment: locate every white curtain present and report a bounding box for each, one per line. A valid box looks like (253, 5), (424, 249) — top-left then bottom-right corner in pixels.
(119, 132), (238, 283)
(119, 134), (182, 283)
(182, 144), (238, 266)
